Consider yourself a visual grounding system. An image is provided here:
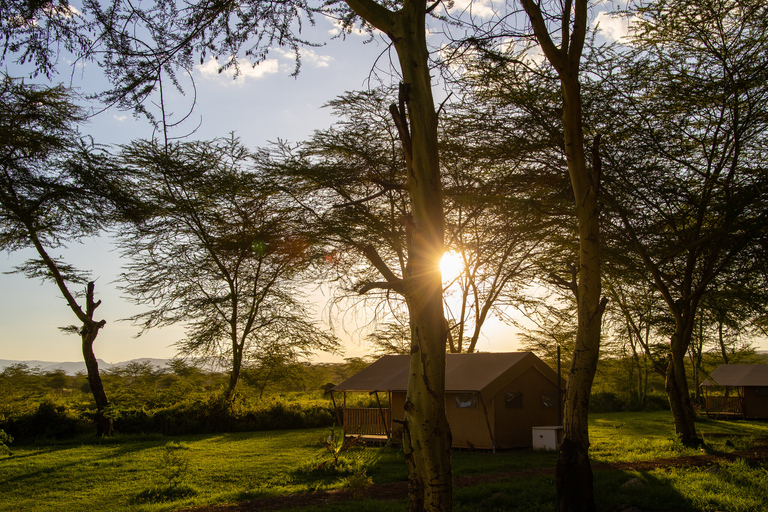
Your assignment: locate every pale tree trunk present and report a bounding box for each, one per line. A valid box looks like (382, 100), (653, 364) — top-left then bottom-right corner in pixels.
(520, 0), (607, 510)
(393, 14), (453, 510)
(342, 0), (452, 510)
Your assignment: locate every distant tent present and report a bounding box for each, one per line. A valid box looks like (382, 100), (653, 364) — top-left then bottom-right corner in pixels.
(701, 364), (768, 419)
(330, 352), (564, 450)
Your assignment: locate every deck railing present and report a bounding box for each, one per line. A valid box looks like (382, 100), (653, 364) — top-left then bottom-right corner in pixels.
(343, 407), (390, 436)
(705, 396), (743, 416)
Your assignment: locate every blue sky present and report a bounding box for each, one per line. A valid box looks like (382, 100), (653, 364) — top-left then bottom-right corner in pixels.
(0, 13), (401, 363)
(4, 3), (728, 365)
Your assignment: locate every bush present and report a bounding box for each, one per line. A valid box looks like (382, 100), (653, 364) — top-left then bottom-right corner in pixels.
(0, 427), (12, 455)
(111, 397), (335, 437)
(589, 391), (670, 413)
(3, 401), (89, 441)
(589, 392), (626, 413)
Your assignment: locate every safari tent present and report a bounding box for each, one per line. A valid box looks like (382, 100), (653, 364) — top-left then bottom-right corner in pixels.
(701, 364), (768, 419)
(329, 352), (564, 450)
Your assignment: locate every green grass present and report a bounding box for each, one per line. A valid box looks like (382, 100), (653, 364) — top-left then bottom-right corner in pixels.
(1, 412), (767, 512)
(589, 411), (768, 463)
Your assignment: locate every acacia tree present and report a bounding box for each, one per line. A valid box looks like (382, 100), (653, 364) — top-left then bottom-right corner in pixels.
(119, 136), (339, 402)
(513, 1), (608, 510)
(273, 87), (548, 358)
(440, 105), (556, 353)
(597, 0), (768, 446)
(0, 75), (125, 436)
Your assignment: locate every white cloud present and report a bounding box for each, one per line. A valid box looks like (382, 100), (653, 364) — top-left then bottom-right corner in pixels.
(327, 20), (373, 37)
(593, 11), (638, 42)
(274, 47), (333, 68)
(113, 114), (127, 122)
(197, 56), (279, 83)
(446, 0), (499, 20)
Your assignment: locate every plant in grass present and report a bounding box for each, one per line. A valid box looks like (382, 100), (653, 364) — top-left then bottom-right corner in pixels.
(341, 466), (375, 496)
(132, 441), (197, 504)
(160, 441), (191, 487)
(321, 427), (361, 469)
(297, 427), (380, 492)
(0, 424), (12, 455)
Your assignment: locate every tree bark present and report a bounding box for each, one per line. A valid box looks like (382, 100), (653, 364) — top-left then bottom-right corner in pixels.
(342, 0), (452, 509)
(82, 324), (112, 436)
(519, 0), (606, 510)
(666, 307), (701, 446)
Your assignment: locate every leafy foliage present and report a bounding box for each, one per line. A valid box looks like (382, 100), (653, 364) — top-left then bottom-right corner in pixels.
(119, 136), (340, 400)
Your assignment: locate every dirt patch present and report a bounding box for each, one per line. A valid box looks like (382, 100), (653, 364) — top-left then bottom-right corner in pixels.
(178, 439), (768, 512)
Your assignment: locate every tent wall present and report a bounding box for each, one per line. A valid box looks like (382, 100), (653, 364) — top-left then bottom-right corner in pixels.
(446, 392), (495, 450)
(743, 386), (768, 419)
(493, 366), (561, 448)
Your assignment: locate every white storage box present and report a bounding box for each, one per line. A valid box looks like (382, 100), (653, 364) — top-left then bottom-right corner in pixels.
(532, 426), (564, 451)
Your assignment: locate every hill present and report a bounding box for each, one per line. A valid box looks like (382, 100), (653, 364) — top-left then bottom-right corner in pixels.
(0, 358), (170, 375)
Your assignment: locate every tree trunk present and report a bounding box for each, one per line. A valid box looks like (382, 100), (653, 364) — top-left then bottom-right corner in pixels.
(395, 7), (453, 509)
(27, 226), (113, 436)
(555, 53), (605, 512)
(666, 316), (701, 446)
(226, 341), (244, 402)
(341, 1), (453, 509)
(81, 282), (112, 437)
(520, 0), (607, 508)
(82, 326), (112, 436)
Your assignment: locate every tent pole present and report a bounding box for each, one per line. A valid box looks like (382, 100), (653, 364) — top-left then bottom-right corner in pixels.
(330, 390), (344, 436)
(373, 390), (390, 439)
(479, 393), (496, 453)
(557, 344), (562, 426)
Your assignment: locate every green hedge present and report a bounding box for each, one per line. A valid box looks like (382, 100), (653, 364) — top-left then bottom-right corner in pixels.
(1, 399), (336, 441)
(589, 391), (670, 413)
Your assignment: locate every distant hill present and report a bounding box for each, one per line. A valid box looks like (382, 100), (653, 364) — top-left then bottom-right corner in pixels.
(0, 358), (171, 375)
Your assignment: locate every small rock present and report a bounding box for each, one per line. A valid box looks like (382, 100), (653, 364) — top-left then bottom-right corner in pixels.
(706, 466), (721, 473)
(621, 478), (645, 489)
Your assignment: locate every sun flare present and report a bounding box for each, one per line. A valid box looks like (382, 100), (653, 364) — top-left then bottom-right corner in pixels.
(440, 251), (464, 284)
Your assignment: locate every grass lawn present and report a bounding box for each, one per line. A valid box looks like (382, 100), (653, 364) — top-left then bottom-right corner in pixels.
(1, 411), (767, 512)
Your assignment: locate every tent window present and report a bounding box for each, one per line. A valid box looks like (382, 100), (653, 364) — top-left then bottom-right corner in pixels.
(541, 391), (557, 409)
(505, 391), (523, 409)
(454, 393), (477, 408)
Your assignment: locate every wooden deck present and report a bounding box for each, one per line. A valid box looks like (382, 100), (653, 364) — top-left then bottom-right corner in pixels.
(343, 407), (391, 436)
(344, 434), (391, 445)
(704, 396), (744, 419)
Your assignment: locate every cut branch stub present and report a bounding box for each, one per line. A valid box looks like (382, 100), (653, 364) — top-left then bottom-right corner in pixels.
(389, 83), (413, 167)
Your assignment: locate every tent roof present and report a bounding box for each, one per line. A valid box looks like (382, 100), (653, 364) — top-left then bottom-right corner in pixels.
(331, 352), (562, 394)
(701, 364), (768, 387)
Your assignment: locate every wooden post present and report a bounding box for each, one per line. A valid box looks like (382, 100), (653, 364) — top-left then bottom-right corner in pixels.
(372, 390), (391, 439)
(479, 393), (496, 453)
(329, 390), (344, 433)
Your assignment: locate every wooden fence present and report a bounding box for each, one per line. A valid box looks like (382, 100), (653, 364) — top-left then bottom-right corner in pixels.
(343, 407), (390, 436)
(705, 396), (743, 417)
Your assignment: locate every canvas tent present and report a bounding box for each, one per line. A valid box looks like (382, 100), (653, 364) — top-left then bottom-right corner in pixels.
(701, 364), (768, 419)
(330, 352), (564, 450)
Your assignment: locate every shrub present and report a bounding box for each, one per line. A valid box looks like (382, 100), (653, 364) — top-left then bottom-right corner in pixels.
(0, 426), (12, 455)
(589, 392), (626, 413)
(3, 401), (88, 441)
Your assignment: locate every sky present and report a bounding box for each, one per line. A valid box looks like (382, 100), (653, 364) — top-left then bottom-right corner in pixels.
(0, 2), (665, 365)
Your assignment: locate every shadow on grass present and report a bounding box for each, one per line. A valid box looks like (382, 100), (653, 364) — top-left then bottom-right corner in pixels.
(595, 469), (696, 512)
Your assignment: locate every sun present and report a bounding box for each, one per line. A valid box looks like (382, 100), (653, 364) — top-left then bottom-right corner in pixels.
(440, 251), (464, 284)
